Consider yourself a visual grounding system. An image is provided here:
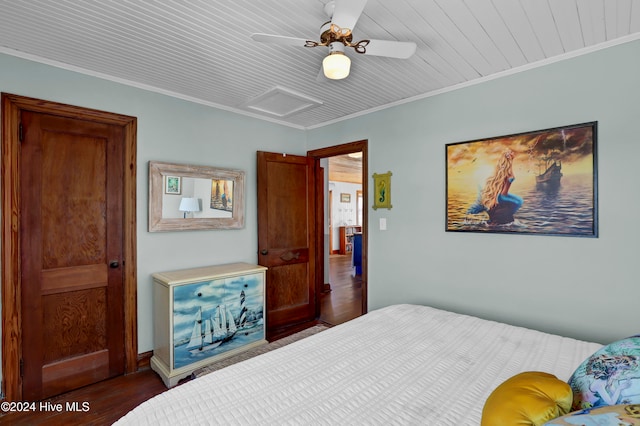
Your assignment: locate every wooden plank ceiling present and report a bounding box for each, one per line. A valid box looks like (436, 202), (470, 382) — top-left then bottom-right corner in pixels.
(329, 155), (362, 184)
(0, 0), (638, 128)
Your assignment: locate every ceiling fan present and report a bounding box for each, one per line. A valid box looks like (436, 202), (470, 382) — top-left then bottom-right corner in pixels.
(251, 0), (417, 80)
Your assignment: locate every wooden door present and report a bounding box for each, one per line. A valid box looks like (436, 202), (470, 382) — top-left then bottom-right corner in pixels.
(20, 110), (125, 400)
(257, 152), (316, 339)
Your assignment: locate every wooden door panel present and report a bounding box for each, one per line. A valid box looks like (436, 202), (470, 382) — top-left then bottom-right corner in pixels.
(41, 131), (107, 268)
(42, 288), (107, 362)
(259, 248), (309, 267)
(20, 110), (124, 400)
(42, 350), (109, 398)
(257, 152), (316, 337)
(265, 161), (309, 248)
(267, 263), (311, 324)
(41, 264), (108, 294)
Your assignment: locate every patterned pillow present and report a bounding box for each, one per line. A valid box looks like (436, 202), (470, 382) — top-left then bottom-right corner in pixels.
(543, 404), (640, 425)
(568, 336), (640, 410)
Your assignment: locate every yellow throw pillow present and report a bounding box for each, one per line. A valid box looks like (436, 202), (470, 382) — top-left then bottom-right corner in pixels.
(481, 371), (573, 426)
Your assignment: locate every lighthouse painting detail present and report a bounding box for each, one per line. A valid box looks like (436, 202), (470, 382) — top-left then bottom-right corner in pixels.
(172, 272), (265, 369)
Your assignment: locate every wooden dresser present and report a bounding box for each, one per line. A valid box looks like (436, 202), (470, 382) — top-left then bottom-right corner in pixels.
(150, 262), (267, 387)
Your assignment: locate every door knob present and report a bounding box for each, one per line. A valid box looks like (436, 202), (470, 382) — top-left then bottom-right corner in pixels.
(109, 260), (120, 268)
(260, 249), (268, 255)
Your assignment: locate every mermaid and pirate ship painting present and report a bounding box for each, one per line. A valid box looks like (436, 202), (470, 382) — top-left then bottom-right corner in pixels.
(172, 273), (265, 369)
(446, 122), (597, 237)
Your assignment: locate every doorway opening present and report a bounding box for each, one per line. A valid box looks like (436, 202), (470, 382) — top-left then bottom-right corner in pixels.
(308, 140), (367, 326)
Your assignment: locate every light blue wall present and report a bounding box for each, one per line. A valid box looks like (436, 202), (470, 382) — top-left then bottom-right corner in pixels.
(0, 54), (307, 359)
(308, 39), (640, 345)
(1, 37), (638, 376)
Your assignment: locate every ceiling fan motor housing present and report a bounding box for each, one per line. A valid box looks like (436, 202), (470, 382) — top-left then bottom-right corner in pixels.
(320, 21), (353, 45)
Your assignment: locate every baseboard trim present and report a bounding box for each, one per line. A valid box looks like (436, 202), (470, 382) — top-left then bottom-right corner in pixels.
(137, 351), (153, 370)
(267, 319), (322, 342)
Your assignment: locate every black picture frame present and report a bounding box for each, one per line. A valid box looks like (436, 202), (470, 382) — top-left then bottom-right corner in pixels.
(445, 122), (598, 237)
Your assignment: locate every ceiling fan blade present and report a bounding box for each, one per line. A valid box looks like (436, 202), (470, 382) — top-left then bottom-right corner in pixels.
(331, 0), (368, 31)
(362, 39), (417, 59)
(251, 33), (309, 47)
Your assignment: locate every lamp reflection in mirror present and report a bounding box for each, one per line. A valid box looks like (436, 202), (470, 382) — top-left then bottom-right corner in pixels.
(323, 43), (351, 80)
(178, 197), (200, 218)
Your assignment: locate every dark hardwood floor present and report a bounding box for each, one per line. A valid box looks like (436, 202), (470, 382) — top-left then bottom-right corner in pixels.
(320, 254), (363, 325)
(0, 369), (167, 425)
(1, 255), (362, 425)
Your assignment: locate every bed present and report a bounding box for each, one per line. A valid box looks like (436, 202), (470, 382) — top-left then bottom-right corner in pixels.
(115, 304), (602, 425)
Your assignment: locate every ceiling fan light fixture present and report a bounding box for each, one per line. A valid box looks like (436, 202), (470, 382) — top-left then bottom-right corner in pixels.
(323, 51), (351, 80)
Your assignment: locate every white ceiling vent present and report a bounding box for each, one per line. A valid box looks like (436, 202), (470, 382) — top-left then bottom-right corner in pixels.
(244, 86), (323, 118)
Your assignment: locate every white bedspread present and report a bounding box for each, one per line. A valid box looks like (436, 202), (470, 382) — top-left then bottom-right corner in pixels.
(115, 304), (601, 425)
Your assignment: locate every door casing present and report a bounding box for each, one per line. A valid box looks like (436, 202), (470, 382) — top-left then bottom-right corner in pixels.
(1, 93), (138, 401)
(308, 140), (368, 317)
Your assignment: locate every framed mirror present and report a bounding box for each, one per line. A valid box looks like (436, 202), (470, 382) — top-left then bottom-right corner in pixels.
(148, 161), (245, 232)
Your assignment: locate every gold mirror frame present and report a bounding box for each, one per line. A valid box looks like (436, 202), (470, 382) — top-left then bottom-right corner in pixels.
(148, 161), (245, 231)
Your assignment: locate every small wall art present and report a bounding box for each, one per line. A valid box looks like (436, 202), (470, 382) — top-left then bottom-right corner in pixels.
(210, 179), (234, 212)
(372, 171), (392, 210)
(445, 122), (597, 237)
(165, 176), (181, 195)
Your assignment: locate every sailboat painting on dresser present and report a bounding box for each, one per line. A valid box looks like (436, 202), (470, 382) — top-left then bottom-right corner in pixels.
(172, 273), (265, 369)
